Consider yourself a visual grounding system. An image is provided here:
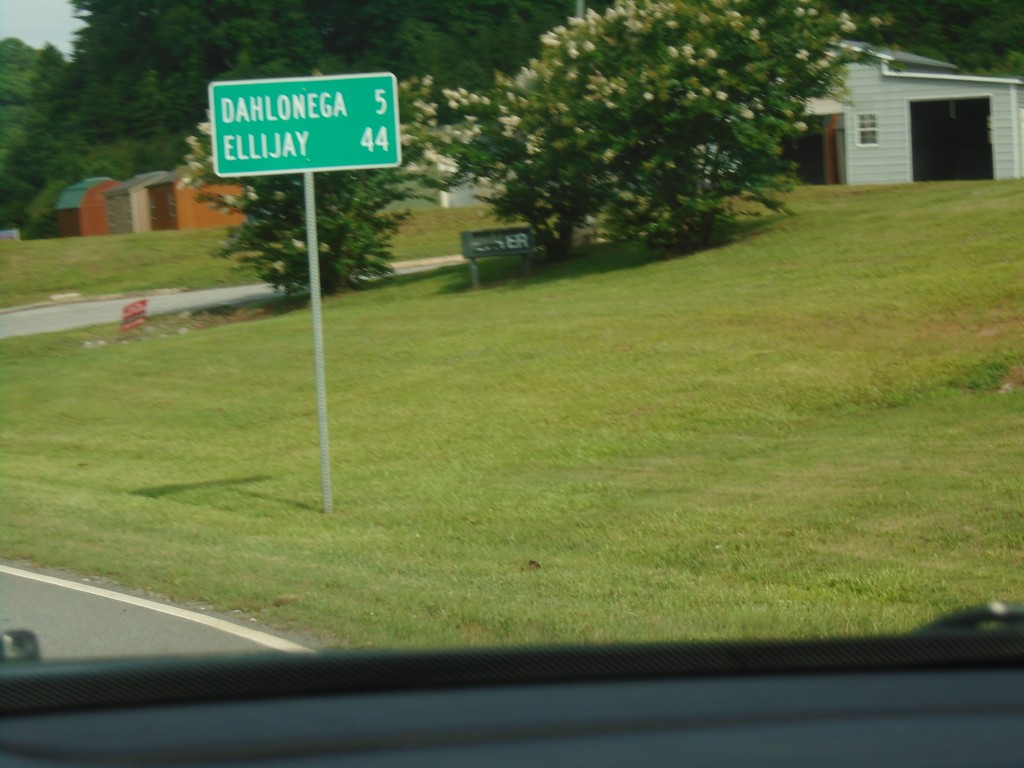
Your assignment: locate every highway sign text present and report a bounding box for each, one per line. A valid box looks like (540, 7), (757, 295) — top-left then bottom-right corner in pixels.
(209, 73), (401, 177)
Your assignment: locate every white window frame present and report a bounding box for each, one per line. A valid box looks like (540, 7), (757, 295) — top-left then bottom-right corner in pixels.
(857, 113), (879, 146)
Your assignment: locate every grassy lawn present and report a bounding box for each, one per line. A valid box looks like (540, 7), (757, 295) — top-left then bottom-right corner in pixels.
(0, 228), (241, 309)
(2, 180), (1022, 649)
(0, 206), (505, 309)
(391, 205), (508, 261)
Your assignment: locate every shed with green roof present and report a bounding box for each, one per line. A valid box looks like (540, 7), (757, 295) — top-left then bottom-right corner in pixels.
(55, 177), (120, 237)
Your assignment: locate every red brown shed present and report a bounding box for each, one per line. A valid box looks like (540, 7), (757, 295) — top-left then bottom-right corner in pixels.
(54, 178), (119, 237)
(145, 172), (245, 231)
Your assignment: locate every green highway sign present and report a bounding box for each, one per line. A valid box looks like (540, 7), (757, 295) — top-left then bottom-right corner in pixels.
(208, 73), (401, 177)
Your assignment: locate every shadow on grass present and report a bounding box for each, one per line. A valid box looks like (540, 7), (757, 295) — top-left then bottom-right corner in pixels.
(133, 475), (270, 497)
(132, 475), (318, 512)
(208, 294), (311, 318)
(372, 242), (660, 296)
(375, 212), (783, 295)
(286, 210), (785, 301)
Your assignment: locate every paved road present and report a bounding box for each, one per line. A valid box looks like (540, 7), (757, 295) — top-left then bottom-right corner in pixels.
(0, 284), (282, 339)
(0, 255), (465, 339)
(0, 563), (312, 660)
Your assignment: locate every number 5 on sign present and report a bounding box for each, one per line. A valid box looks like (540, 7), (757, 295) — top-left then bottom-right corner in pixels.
(361, 126), (389, 152)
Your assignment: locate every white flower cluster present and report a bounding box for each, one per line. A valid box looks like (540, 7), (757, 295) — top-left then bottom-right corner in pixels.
(441, 87), (491, 111)
(498, 114), (523, 138)
(540, 25), (567, 47)
(437, 0), (851, 229)
(412, 99), (438, 124)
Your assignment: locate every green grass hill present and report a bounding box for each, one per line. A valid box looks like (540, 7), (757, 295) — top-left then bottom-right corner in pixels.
(2, 181), (1022, 649)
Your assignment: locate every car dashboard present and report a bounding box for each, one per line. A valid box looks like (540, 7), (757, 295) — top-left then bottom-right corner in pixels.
(2, 614), (1023, 767)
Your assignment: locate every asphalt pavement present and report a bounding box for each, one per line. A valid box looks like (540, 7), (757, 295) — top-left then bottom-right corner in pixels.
(0, 563), (312, 660)
(0, 284), (282, 338)
(0, 255), (466, 339)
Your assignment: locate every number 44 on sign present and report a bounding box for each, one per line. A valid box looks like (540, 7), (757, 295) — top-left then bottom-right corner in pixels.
(360, 126), (390, 153)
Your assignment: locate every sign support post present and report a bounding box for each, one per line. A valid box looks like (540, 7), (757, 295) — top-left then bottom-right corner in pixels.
(304, 171), (333, 514)
(209, 72), (401, 514)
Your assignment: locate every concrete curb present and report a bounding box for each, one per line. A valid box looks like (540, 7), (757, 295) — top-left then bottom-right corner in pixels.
(397, 254), (465, 269)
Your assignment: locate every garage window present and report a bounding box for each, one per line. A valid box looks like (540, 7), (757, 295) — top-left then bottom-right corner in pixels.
(857, 113), (879, 146)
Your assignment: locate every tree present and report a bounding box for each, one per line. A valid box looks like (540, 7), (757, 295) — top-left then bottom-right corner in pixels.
(307, 1), (616, 92)
(70, 0), (321, 141)
(0, 38), (38, 165)
(0, 44), (89, 233)
(182, 78), (449, 295)
(443, 0), (854, 255)
(437, 75), (607, 261)
(826, 0), (1024, 74)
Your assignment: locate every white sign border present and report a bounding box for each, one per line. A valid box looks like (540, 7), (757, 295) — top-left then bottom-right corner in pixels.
(207, 72), (402, 178)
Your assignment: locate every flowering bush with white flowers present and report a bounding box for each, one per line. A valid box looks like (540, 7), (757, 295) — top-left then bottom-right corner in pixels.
(183, 77), (450, 295)
(444, 0), (854, 255)
(438, 68), (612, 260)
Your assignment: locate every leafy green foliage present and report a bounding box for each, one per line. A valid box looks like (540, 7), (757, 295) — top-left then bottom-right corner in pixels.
(69, 0), (321, 138)
(443, 0), (854, 255)
(0, 38), (37, 166)
(434, 79), (604, 260)
(0, 2), (612, 235)
(827, 0), (1024, 74)
(213, 172), (411, 295)
(1, 0), (1021, 236)
(308, 1), (615, 92)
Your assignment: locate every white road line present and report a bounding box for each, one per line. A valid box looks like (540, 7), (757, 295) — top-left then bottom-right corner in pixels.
(0, 564), (313, 654)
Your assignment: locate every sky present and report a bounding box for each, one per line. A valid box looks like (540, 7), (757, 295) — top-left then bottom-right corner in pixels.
(0, 0), (83, 54)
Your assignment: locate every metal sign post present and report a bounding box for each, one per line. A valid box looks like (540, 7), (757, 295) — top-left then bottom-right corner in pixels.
(209, 72), (401, 513)
(304, 172), (333, 514)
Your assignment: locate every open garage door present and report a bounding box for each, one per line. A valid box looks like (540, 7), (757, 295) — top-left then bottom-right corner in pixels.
(910, 98), (993, 181)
